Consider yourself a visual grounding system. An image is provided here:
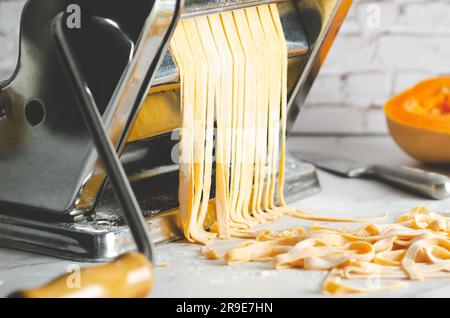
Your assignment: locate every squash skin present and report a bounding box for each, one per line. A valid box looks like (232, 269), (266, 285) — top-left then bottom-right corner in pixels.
(387, 117), (450, 163)
(385, 77), (450, 164)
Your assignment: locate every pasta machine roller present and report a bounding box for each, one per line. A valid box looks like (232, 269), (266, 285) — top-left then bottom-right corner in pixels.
(0, 0), (352, 261)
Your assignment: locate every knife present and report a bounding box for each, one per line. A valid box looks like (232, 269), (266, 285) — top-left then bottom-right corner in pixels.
(292, 151), (450, 200)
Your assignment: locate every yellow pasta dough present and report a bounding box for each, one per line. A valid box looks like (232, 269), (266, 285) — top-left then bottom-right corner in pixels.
(168, 6), (450, 295)
(208, 205), (450, 295)
(170, 4), (365, 244)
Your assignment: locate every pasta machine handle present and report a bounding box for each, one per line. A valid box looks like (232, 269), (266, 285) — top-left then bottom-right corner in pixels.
(9, 252), (153, 298)
(51, 12), (155, 261)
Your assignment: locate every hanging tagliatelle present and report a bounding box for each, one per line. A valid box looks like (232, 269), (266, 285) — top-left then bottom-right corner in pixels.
(169, 4), (378, 244)
(168, 5), (450, 295)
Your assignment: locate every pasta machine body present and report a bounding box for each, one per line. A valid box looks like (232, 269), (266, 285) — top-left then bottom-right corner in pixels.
(0, 0), (352, 261)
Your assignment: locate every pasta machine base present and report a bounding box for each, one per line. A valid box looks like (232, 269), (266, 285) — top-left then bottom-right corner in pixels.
(0, 153), (319, 262)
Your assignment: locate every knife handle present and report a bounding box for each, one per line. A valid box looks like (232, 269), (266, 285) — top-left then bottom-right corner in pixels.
(9, 252), (153, 298)
(370, 165), (450, 200)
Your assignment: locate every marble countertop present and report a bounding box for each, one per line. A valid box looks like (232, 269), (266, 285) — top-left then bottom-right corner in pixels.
(2, 136), (450, 298)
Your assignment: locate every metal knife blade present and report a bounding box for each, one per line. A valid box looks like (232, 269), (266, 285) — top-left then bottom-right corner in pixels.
(291, 150), (450, 199)
(291, 151), (371, 178)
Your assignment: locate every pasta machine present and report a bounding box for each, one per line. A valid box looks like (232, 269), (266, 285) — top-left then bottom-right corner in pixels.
(0, 0), (352, 261)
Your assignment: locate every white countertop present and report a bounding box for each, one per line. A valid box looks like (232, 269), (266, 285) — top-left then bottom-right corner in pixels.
(1, 136), (450, 298)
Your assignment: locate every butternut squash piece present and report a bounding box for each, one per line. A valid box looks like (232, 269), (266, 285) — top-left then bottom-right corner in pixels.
(385, 77), (450, 163)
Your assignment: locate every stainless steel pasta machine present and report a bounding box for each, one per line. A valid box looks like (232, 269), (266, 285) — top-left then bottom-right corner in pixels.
(0, 0), (352, 261)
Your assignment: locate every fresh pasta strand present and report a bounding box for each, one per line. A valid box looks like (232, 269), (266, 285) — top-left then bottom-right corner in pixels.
(221, 11), (252, 228)
(289, 209), (390, 223)
(208, 14), (233, 239)
(323, 273), (408, 296)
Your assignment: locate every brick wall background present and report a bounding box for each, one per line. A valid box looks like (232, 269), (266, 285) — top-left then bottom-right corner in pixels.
(1, 0), (448, 135)
(294, 0), (450, 135)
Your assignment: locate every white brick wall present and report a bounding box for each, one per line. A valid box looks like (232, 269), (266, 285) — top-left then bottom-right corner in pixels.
(0, 0), (447, 135)
(295, 0), (450, 135)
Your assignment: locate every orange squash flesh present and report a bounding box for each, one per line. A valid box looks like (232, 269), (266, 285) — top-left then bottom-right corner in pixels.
(385, 77), (450, 163)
